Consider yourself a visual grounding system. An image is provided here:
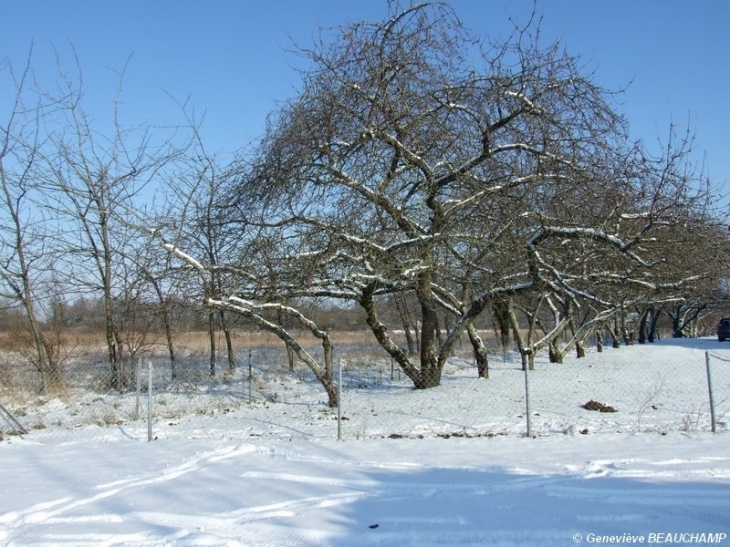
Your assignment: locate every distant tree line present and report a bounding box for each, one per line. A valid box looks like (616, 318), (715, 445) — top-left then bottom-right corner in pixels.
(0, 5), (728, 404)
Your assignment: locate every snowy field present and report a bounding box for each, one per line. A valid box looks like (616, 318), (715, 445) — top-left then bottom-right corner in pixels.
(2, 338), (730, 546)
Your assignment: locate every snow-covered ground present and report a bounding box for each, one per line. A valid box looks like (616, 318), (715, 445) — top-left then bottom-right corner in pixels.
(2, 338), (730, 546)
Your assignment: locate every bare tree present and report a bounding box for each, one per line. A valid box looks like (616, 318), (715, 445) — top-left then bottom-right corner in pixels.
(138, 245), (183, 380)
(148, 4), (722, 396)
(0, 53), (66, 393)
(182, 148), (237, 378)
(36, 56), (188, 391)
(111, 226), (187, 380)
(231, 4), (677, 388)
(148, 231), (340, 406)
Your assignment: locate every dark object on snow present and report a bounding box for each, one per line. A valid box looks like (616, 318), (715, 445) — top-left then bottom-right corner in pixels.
(583, 400), (617, 413)
(717, 317), (730, 342)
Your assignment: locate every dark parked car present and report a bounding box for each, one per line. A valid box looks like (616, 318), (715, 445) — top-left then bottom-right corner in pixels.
(717, 318), (730, 341)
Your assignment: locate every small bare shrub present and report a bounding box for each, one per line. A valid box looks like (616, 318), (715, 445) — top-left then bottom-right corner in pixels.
(679, 405), (707, 433)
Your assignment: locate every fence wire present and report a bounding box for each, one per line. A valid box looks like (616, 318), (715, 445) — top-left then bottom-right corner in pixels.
(1, 336), (728, 444)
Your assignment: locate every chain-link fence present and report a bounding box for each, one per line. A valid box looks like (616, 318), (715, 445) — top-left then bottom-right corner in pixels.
(1, 335), (728, 444)
(335, 340), (729, 440)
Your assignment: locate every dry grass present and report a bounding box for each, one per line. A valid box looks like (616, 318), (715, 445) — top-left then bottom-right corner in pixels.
(0, 327), (504, 354)
(0, 327), (504, 394)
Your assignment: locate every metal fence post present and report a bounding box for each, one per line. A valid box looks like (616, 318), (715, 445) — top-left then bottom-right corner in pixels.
(337, 357), (343, 441)
(524, 358), (532, 438)
(135, 359), (141, 421)
(147, 360), (153, 442)
(705, 351), (717, 433)
(248, 349), (252, 405)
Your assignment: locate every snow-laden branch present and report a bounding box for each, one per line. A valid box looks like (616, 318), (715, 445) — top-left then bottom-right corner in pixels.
(552, 305), (620, 355)
(528, 225), (654, 268)
(208, 294), (338, 406)
(504, 90), (544, 115)
(488, 143), (580, 172)
(531, 315), (570, 352)
(287, 214), (438, 265)
(162, 242), (206, 273)
(226, 296), (328, 340)
(584, 272), (705, 292)
(527, 248), (627, 309)
(373, 130), (433, 179)
(322, 165), (426, 237)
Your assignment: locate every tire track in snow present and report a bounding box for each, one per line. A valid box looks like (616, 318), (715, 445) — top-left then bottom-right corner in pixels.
(6, 467), (578, 546)
(15, 492), (369, 547)
(0, 445), (256, 537)
(7, 448), (730, 546)
(239, 468), (575, 496)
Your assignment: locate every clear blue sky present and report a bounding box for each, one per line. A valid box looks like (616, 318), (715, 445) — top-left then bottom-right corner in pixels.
(3, 1), (728, 195)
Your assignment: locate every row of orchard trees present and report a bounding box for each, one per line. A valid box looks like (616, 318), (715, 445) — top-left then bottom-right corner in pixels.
(159, 4), (728, 404)
(1, 5), (728, 404)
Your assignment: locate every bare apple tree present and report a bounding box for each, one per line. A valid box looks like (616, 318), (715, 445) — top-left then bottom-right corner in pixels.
(228, 4), (705, 388)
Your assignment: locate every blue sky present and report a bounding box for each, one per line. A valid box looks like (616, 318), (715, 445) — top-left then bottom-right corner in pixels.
(3, 1), (728, 196)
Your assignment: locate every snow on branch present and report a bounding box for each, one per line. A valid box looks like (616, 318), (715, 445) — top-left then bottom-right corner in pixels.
(503, 90), (544, 115)
(488, 143), (579, 172)
(373, 129), (433, 178)
(226, 296), (329, 340)
(158, 240), (205, 274)
(528, 225), (652, 268)
(322, 166), (426, 236)
(207, 296), (330, 389)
